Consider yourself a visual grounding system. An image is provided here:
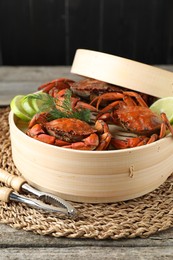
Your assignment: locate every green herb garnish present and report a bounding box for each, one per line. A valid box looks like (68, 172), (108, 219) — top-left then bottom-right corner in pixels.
(25, 90), (91, 123)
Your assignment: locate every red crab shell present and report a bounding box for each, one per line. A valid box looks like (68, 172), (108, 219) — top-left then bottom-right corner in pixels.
(114, 104), (163, 136)
(45, 118), (97, 142)
(70, 78), (123, 100)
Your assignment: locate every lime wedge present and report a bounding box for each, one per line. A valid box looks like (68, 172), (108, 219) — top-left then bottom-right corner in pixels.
(150, 97), (173, 124)
(10, 95), (32, 121)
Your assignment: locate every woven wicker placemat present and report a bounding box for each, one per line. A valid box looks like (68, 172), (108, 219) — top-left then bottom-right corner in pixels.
(1, 106), (173, 239)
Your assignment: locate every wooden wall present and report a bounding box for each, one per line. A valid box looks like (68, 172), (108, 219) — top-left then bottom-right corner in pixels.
(0, 0), (173, 66)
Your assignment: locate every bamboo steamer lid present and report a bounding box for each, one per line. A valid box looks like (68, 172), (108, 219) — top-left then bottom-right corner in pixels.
(71, 49), (173, 98)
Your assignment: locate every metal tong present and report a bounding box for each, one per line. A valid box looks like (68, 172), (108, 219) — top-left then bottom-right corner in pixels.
(0, 169), (76, 217)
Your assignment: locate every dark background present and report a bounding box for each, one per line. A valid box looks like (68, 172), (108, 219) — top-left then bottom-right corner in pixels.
(0, 0), (173, 66)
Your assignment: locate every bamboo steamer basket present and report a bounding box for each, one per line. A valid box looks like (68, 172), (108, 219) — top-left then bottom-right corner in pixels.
(9, 49), (173, 203)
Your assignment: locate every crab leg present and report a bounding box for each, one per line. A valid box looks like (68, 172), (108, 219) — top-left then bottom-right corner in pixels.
(38, 78), (75, 93)
(90, 93), (124, 110)
(146, 134), (159, 144)
(160, 112), (173, 137)
(123, 91), (148, 107)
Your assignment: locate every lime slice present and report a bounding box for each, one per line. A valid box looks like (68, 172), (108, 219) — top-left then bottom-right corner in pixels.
(150, 97), (173, 124)
(27, 92), (51, 112)
(22, 96), (37, 116)
(10, 95), (32, 121)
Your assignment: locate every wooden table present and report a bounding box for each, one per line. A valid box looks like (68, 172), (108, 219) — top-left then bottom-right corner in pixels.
(1, 66), (173, 259)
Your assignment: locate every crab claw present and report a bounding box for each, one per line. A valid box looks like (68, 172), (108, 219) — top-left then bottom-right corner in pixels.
(26, 124), (56, 145)
(38, 78), (75, 96)
(111, 135), (149, 149)
(63, 133), (99, 150)
(28, 112), (50, 128)
(95, 120), (112, 150)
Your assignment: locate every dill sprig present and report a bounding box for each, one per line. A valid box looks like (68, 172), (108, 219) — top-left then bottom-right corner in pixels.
(49, 106), (91, 122)
(25, 90), (91, 123)
(50, 89), (91, 123)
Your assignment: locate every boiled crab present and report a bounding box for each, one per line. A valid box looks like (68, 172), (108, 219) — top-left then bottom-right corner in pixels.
(27, 113), (111, 150)
(38, 77), (155, 105)
(91, 91), (173, 148)
(38, 78), (122, 99)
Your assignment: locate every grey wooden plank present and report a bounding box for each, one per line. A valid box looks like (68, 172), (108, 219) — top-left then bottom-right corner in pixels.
(1, 247), (173, 260)
(0, 66), (81, 82)
(1, 224), (173, 248)
(0, 66), (82, 105)
(0, 65), (172, 82)
(0, 82), (42, 106)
